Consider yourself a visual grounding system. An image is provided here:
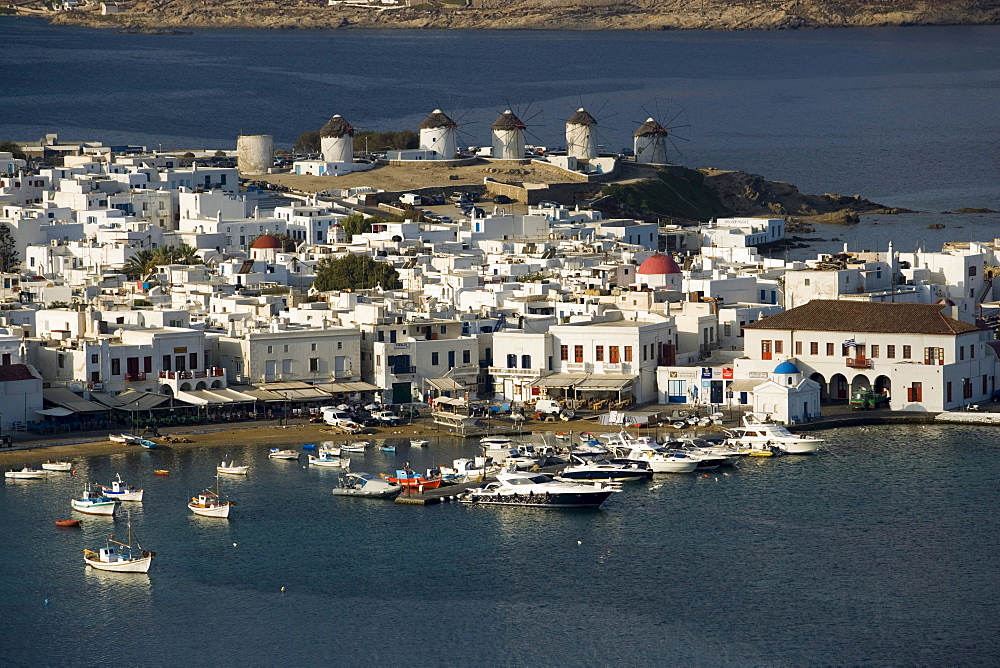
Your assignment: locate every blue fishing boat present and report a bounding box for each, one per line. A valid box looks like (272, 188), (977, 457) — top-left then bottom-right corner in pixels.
(137, 437), (158, 449)
(380, 444), (397, 452)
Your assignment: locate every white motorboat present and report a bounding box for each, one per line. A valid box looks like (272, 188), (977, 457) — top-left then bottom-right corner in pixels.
(188, 475), (233, 518)
(410, 439), (429, 447)
(332, 472), (402, 498)
(96, 473), (144, 502)
(341, 441), (370, 453)
(5, 467), (47, 480)
(268, 448), (300, 460)
(438, 456), (494, 484)
(459, 467), (619, 509)
(84, 512), (154, 574)
(624, 444), (699, 474)
(727, 413), (823, 454)
(41, 461), (73, 472)
(555, 454), (654, 484)
(308, 446), (350, 468)
(217, 461), (250, 475)
(71, 483), (119, 515)
(480, 435), (514, 449)
(678, 437), (742, 466)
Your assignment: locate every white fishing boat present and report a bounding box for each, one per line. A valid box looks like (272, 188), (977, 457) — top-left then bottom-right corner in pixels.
(96, 473), (144, 502)
(217, 461), (250, 475)
(308, 446), (350, 468)
(460, 466), (619, 509)
(109, 433), (131, 444)
(332, 472), (402, 499)
(41, 461), (73, 472)
(341, 441), (370, 453)
(188, 475), (232, 518)
(5, 467), (47, 480)
(268, 448), (300, 460)
(71, 483), (119, 516)
(726, 413), (823, 455)
(438, 456), (494, 484)
(410, 439), (429, 447)
(83, 512), (154, 574)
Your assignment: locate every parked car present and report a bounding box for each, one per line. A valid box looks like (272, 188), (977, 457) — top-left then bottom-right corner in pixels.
(464, 192), (481, 203)
(370, 410), (401, 426)
(449, 192), (466, 201)
(492, 194), (512, 204)
(438, 216), (452, 224)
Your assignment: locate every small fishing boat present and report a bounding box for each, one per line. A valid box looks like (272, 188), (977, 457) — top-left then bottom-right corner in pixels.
(71, 483), (118, 516)
(301, 443), (317, 451)
(341, 441), (370, 453)
(83, 512), (154, 573)
(410, 439), (429, 447)
(554, 432), (571, 440)
(268, 448), (299, 460)
(153, 469), (170, 476)
(383, 468), (441, 491)
(5, 467), (47, 480)
(380, 444), (397, 452)
(307, 446), (349, 468)
(137, 437), (158, 449)
(96, 473), (143, 502)
(109, 433), (131, 444)
(41, 461), (73, 472)
(217, 461), (250, 475)
(188, 475), (232, 518)
(332, 472), (402, 499)
(55, 519), (82, 528)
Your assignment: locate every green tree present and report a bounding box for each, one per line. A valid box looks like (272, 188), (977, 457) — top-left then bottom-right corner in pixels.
(0, 223), (20, 273)
(294, 130), (321, 154)
(123, 249), (156, 280)
(340, 213), (373, 242)
(0, 141), (26, 160)
(354, 130), (419, 152)
(313, 255), (400, 292)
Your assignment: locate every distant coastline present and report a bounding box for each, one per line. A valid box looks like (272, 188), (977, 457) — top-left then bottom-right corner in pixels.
(9, 0), (998, 32)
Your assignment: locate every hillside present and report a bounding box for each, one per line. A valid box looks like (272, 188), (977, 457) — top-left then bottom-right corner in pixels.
(42, 0), (1000, 31)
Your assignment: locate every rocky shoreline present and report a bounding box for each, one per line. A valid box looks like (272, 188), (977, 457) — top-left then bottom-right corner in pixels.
(33, 0), (1000, 32)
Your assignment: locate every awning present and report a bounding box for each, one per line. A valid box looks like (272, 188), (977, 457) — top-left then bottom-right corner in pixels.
(177, 390), (234, 405)
(314, 381), (380, 394)
(256, 381), (331, 401)
(230, 385), (286, 402)
(37, 407), (76, 417)
(89, 391), (126, 408)
(727, 379), (764, 393)
(426, 377), (464, 392)
(112, 390), (176, 412)
(43, 387), (110, 413)
(575, 375), (635, 391)
(207, 388), (257, 403)
(529, 373), (589, 388)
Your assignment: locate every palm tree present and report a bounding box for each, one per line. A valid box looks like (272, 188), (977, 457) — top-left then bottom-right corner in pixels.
(123, 250), (156, 280)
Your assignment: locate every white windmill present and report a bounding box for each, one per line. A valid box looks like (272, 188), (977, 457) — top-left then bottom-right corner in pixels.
(419, 109), (459, 159)
(320, 114), (354, 164)
(633, 118), (670, 164)
(566, 108), (599, 160)
(491, 110), (526, 160)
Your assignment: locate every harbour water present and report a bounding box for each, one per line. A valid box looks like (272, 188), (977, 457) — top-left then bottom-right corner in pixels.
(2, 424), (998, 664)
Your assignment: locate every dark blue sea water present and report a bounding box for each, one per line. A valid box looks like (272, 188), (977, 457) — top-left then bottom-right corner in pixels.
(1, 21), (999, 212)
(2, 424), (999, 665)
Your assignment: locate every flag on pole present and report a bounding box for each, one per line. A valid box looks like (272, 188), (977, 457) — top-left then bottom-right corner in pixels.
(843, 338), (857, 348)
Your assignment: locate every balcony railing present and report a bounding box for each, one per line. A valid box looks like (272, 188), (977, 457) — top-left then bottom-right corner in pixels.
(159, 367), (225, 380)
(124, 372), (147, 382)
(846, 357), (873, 369)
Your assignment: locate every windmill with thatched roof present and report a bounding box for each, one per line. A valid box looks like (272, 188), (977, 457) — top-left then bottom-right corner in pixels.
(419, 109), (459, 159)
(491, 110), (526, 160)
(320, 114), (355, 164)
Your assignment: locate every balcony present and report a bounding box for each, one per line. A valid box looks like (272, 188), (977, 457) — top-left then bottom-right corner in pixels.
(333, 368), (354, 379)
(846, 357), (873, 369)
(390, 365), (416, 376)
(124, 372), (147, 382)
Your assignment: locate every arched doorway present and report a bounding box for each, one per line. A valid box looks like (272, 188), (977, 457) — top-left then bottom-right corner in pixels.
(160, 385), (173, 395)
(874, 375), (891, 400)
(850, 373), (873, 394)
(830, 373), (849, 402)
(810, 372), (829, 402)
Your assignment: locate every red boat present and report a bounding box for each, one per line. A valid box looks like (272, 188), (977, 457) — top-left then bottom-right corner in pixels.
(384, 469), (442, 490)
(153, 470), (170, 476)
(55, 520), (82, 527)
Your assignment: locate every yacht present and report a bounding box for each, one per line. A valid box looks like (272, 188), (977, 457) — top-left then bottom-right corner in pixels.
(459, 467), (619, 509)
(726, 413), (823, 454)
(555, 454), (653, 484)
(623, 444), (699, 474)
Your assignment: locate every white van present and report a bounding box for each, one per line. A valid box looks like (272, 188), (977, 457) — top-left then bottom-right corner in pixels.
(400, 193), (422, 206)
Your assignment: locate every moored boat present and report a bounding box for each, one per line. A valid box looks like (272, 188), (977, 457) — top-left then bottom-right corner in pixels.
(83, 512), (154, 573)
(555, 454), (654, 484)
(217, 461), (250, 475)
(726, 413), (823, 455)
(380, 444), (397, 452)
(410, 439), (429, 447)
(5, 467), (47, 480)
(71, 483), (119, 516)
(383, 468), (441, 490)
(188, 475), (232, 518)
(268, 448), (299, 460)
(96, 473), (143, 502)
(55, 519), (82, 527)
(41, 461), (73, 472)
(307, 446), (349, 468)
(153, 469), (170, 476)
(459, 467), (619, 509)
(341, 441), (370, 453)
(333, 472), (402, 499)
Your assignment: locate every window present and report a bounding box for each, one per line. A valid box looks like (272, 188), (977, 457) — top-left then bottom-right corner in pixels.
(91, 353), (99, 364)
(903, 345), (912, 359)
(970, 265), (978, 277)
(560, 345), (568, 361)
(960, 346), (965, 361)
(283, 345), (289, 353)
(163, 355), (171, 371)
(432, 352), (439, 366)
(390, 330), (397, 344)
(795, 341), (802, 355)
(963, 377), (973, 399)
(810, 342), (818, 355)
(887, 345), (896, 359)
(111, 358), (121, 375)
(624, 346), (632, 362)
(871, 345), (880, 358)
(595, 346), (604, 362)
(337, 342), (343, 350)
(506, 354), (516, 369)
(609, 346), (620, 364)
(190, 352), (198, 370)
(971, 344), (975, 359)
(762, 340), (772, 361)
(463, 350), (471, 364)
(58, 354), (64, 369)
(267, 346), (273, 354)
(440, 326), (447, 334)
(574, 345), (583, 363)
(907, 382), (922, 402)
(521, 354), (531, 369)
(311, 343), (317, 351)
(947, 381), (952, 403)
(826, 343), (834, 356)
(144, 357), (152, 373)
(804, 278), (810, 286)
(724, 323), (732, 338)
(774, 340), (783, 354)
(309, 358), (319, 372)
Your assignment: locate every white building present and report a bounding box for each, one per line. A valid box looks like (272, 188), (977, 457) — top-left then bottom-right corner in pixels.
(751, 360), (822, 425)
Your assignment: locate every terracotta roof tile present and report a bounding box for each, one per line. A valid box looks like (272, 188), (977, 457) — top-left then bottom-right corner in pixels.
(0, 364), (37, 382)
(744, 300), (981, 335)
